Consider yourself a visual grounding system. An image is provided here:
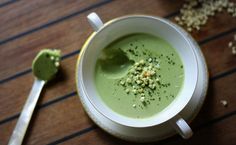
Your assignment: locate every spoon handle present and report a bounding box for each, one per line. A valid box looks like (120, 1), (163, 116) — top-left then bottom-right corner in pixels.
(8, 79), (45, 145)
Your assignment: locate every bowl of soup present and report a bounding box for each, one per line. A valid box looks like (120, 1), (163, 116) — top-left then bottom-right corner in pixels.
(76, 13), (198, 139)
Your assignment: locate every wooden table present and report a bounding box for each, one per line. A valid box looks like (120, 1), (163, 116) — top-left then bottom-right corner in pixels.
(0, 0), (236, 144)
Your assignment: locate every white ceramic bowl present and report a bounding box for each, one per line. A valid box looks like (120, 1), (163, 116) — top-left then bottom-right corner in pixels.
(76, 13), (198, 139)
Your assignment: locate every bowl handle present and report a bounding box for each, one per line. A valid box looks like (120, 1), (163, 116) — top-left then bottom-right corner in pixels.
(87, 12), (104, 32)
(169, 115), (193, 139)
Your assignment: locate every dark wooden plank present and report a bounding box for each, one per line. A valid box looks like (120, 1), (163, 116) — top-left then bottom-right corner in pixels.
(0, 96), (93, 145)
(0, 55), (76, 121)
(0, 17), (90, 79)
(163, 115), (236, 145)
(0, 0), (100, 40)
(190, 72), (236, 127)
(61, 128), (125, 145)
(169, 0), (236, 43)
(170, 13), (236, 43)
(58, 115), (236, 145)
(201, 32), (236, 76)
(0, 119), (16, 145)
(190, 11), (236, 43)
(0, 0), (184, 80)
(0, 0), (17, 8)
(0, 0), (10, 4)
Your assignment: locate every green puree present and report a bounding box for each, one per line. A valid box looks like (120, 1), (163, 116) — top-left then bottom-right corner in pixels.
(95, 34), (184, 119)
(32, 49), (61, 81)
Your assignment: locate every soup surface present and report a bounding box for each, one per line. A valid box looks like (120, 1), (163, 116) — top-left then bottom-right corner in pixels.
(95, 33), (184, 118)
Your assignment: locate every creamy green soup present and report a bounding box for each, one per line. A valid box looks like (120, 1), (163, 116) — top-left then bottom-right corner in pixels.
(95, 34), (184, 118)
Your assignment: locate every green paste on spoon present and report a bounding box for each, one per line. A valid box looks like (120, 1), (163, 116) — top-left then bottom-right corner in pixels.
(32, 49), (61, 81)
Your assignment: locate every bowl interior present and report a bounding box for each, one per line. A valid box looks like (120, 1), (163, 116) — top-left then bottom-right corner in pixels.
(78, 15), (198, 127)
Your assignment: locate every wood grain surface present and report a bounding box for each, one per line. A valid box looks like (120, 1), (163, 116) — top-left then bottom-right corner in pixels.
(0, 0), (236, 145)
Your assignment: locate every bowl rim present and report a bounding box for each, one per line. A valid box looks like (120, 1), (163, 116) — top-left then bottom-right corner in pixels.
(76, 14), (198, 128)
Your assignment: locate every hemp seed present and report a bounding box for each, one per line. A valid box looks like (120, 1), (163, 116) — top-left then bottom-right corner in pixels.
(132, 89), (137, 94)
(120, 81), (125, 85)
(54, 62), (60, 67)
(140, 96), (145, 102)
(140, 59), (145, 65)
(138, 88), (144, 93)
(148, 58), (152, 62)
(136, 80), (142, 85)
(126, 78), (132, 84)
(125, 89), (130, 94)
(220, 100), (228, 107)
(232, 47), (236, 55)
(50, 56), (55, 60)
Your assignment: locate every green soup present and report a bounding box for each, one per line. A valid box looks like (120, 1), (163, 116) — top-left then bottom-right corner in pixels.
(95, 34), (184, 118)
